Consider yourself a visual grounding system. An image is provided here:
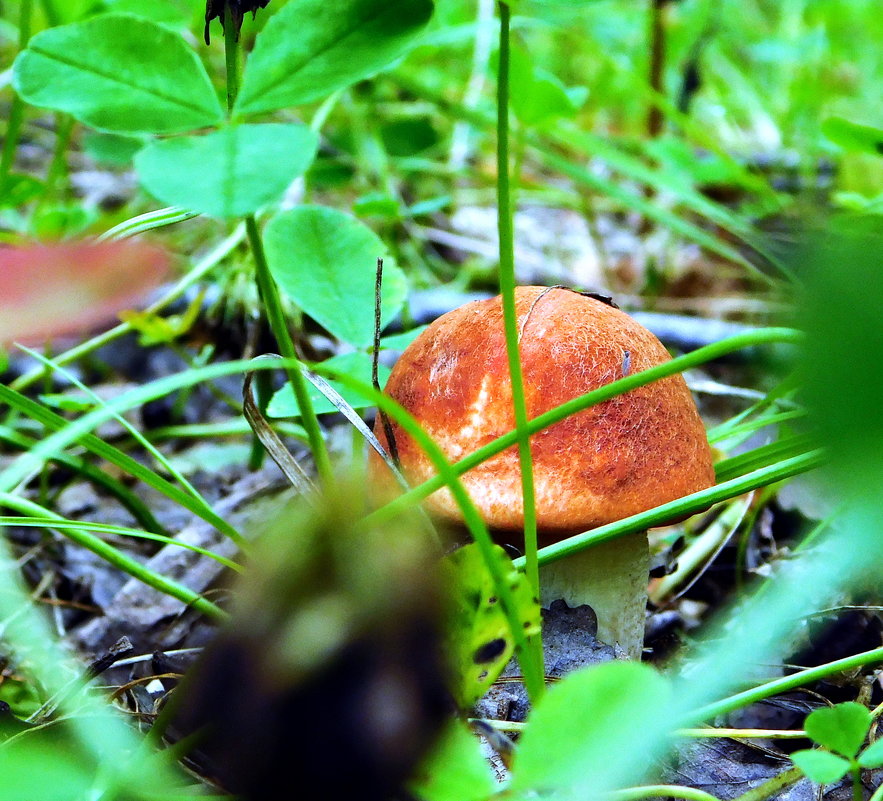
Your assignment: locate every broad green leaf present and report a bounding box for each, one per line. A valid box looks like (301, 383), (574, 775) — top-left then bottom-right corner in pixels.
(858, 736), (883, 768)
(267, 352), (391, 417)
(804, 702), (871, 758)
(790, 749), (851, 784)
(822, 117), (883, 156)
(264, 206), (407, 347)
(510, 661), (671, 797)
(442, 543), (541, 709)
(135, 124), (317, 218)
(378, 325), (428, 351)
(509, 46), (586, 127)
(234, 0), (434, 116)
(83, 132), (146, 166)
(105, 0), (190, 28)
(12, 14), (223, 134)
(409, 721), (496, 801)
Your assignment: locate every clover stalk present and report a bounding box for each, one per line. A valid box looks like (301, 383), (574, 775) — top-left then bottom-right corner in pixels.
(222, 5), (332, 485)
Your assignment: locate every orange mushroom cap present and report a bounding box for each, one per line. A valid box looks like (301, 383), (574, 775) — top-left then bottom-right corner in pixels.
(373, 286), (715, 537)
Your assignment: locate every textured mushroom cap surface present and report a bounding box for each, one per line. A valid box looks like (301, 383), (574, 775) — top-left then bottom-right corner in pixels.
(373, 286), (715, 536)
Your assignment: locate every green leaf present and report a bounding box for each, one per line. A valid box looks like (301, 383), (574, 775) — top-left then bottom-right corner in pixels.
(267, 352), (391, 417)
(442, 543), (541, 709)
(409, 721), (496, 801)
(791, 749), (852, 784)
(510, 662), (671, 797)
(83, 132), (146, 166)
(105, 0), (190, 28)
(378, 325), (429, 351)
(0, 174), (43, 207)
(822, 117), (883, 156)
(263, 206), (407, 347)
(234, 0), (434, 116)
(858, 737), (883, 768)
(804, 702), (871, 758)
(509, 46), (585, 127)
(12, 14), (223, 134)
(135, 124), (318, 218)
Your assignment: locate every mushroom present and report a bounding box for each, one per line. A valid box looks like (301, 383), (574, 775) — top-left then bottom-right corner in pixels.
(372, 286), (715, 659)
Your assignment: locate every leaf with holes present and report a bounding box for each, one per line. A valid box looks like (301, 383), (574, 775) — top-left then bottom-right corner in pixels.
(135, 123), (318, 218)
(441, 544), (540, 710)
(13, 14), (222, 134)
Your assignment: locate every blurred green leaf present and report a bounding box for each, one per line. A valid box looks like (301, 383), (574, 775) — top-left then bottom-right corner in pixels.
(105, 0), (190, 27)
(0, 175), (44, 208)
(30, 204), (96, 239)
(0, 734), (95, 801)
(442, 543), (541, 709)
(264, 205), (406, 347)
(509, 45), (586, 127)
(510, 661), (671, 796)
(381, 118), (439, 156)
(136, 124), (317, 218)
(13, 14), (223, 134)
(409, 721), (496, 801)
(791, 749), (852, 784)
(799, 216), (883, 480)
(82, 132), (146, 166)
(804, 702), (870, 758)
(858, 736), (883, 768)
(822, 117), (883, 156)
(353, 192), (402, 219)
(234, 0), (434, 116)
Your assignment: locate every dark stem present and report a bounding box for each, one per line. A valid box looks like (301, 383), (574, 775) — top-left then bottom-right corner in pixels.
(373, 258), (400, 467)
(223, 5), (240, 114)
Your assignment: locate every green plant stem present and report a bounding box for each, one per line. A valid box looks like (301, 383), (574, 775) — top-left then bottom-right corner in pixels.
(611, 785), (720, 801)
(729, 766), (804, 801)
(245, 216), (333, 485)
(0, 424), (166, 535)
(365, 327), (803, 528)
(41, 113), (74, 203)
(496, 0), (544, 684)
(220, 11), (331, 485)
(390, 72), (785, 285)
(691, 645), (883, 723)
(0, 381), (246, 547)
(851, 765), (862, 801)
(517, 449), (822, 571)
(0, 494), (226, 621)
(0, 0), (34, 193)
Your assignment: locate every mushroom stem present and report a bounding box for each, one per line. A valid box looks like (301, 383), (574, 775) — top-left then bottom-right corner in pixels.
(539, 533), (650, 660)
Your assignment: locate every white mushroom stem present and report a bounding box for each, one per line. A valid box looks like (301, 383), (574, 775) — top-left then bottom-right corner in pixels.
(539, 533), (650, 660)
